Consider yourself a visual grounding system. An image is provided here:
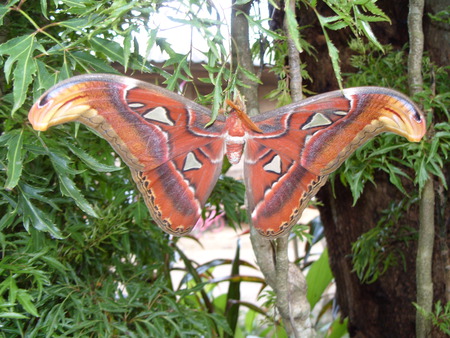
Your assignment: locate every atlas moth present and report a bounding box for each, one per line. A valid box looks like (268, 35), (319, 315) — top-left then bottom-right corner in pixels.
(28, 74), (426, 238)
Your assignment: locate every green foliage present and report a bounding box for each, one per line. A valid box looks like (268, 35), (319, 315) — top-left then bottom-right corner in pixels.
(351, 199), (418, 283)
(427, 5), (450, 24)
(306, 248), (333, 310)
(208, 175), (248, 230)
(414, 301), (450, 335)
(1, 0), (426, 336)
(266, 0), (389, 103)
(307, 0), (389, 88)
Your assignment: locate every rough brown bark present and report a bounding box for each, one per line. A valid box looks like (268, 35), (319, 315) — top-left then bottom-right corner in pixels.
(317, 175), (421, 337)
(424, 0), (450, 68)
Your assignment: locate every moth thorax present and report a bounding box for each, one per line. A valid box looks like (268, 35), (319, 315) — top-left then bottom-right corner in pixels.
(225, 135), (245, 164)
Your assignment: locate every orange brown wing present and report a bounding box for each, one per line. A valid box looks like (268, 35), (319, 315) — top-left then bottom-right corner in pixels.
(245, 87), (426, 238)
(29, 74), (226, 235)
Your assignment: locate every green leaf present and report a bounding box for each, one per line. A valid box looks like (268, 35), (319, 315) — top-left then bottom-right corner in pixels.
(284, 0), (302, 52)
(57, 174), (98, 218)
(356, 8), (384, 51)
(34, 60), (58, 97)
(0, 34), (40, 113)
(19, 188), (63, 239)
(65, 141), (122, 172)
(225, 240), (241, 338)
(20, 183), (60, 210)
(40, 0), (48, 19)
(5, 129), (24, 190)
(0, 209), (18, 231)
(316, 14), (342, 88)
(90, 36), (126, 64)
(59, 14), (104, 30)
(49, 152), (84, 175)
(239, 66), (262, 85)
(385, 162), (408, 196)
(17, 289), (39, 317)
(123, 33), (132, 71)
(71, 51), (119, 73)
(0, 3), (14, 25)
(326, 316), (349, 338)
(306, 248), (333, 309)
(0, 312), (28, 319)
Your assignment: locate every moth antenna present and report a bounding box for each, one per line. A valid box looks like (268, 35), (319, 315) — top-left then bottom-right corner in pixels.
(226, 99), (263, 133)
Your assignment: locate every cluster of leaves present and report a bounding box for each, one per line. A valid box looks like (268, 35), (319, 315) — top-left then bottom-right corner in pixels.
(307, 0), (390, 87)
(351, 198), (418, 283)
(264, 0), (390, 106)
(414, 300), (450, 335)
(1, 109), (236, 336)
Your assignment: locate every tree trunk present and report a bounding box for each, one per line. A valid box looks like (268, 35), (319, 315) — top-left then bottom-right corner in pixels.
(318, 176), (420, 336)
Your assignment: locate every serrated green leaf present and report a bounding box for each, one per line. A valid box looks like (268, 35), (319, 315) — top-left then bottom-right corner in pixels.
(318, 15), (342, 25)
(5, 129), (24, 190)
(123, 33), (131, 71)
(65, 142), (122, 172)
(59, 14), (104, 30)
(325, 35), (342, 88)
(57, 174), (98, 217)
(284, 0), (302, 52)
(8, 275), (18, 303)
(40, 0), (48, 19)
(0, 4), (14, 25)
(19, 189), (63, 239)
(316, 14), (342, 88)
(49, 152), (84, 176)
(34, 60), (58, 97)
(59, 58), (72, 81)
(385, 163), (408, 195)
(0, 34), (40, 113)
(71, 51), (119, 73)
(428, 160), (447, 189)
(20, 183), (60, 210)
(239, 66), (262, 85)
(359, 17), (384, 51)
(17, 289), (39, 317)
(0, 209), (17, 231)
(90, 36), (125, 63)
(325, 20), (348, 30)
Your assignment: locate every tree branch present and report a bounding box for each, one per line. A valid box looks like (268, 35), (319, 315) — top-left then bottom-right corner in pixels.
(407, 0), (435, 336)
(284, 0), (302, 101)
(231, 0), (259, 117)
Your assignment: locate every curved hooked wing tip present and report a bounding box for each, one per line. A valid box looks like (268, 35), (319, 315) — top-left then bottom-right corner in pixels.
(345, 87), (426, 142)
(28, 77), (103, 131)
